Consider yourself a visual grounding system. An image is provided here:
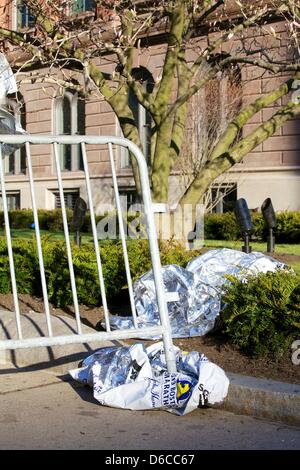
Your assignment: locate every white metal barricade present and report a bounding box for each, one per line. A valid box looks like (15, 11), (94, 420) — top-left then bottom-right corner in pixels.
(0, 135), (177, 373)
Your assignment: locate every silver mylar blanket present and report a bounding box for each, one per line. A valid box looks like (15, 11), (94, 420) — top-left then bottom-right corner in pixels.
(108, 248), (287, 338)
(69, 341), (229, 415)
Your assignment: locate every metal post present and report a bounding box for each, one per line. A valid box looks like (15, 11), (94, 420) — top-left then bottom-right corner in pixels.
(108, 142), (138, 329)
(242, 233), (252, 254)
(26, 142), (53, 336)
(80, 142), (111, 331)
(261, 198), (276, 253)
(267, 228), (275, 253)
(74, 230), (81, 246)
(53, 142), (82, 334)
(0, 145), (22, 339)
(123, 141), (177, 373)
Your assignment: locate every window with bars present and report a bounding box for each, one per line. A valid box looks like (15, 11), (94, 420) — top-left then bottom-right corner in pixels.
(54, 91), (85, 171)
(181, 66), (242, 177)
(53, 189), (80, 210)
(5, 95), (27, 176)
(117, 67), (154, 169)
(72, 0), (96, 13)
(119, 189), (138, 213)
(0, 191), (21, 210)
(17, 1), (36, 29)
(211, 184), (237, 214)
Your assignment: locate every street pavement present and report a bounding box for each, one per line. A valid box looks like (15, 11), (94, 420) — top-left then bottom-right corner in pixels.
(1, 312), (300, 451)
(0, 366), (300, 450)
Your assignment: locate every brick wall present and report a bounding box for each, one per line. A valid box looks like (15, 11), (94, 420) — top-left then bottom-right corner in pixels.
(238, 22), (300, 170)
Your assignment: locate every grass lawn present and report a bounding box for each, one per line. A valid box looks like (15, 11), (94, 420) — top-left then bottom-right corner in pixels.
(292, 265), (300, 276)
(204, 239), (300, 256)
(0, 228), (94, 244)
(205, 239), (300, 275)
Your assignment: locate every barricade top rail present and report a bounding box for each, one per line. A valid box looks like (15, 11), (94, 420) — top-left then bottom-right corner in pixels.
(0, 134), (143, 149)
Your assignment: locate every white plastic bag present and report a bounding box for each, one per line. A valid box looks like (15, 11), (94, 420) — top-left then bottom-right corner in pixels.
(0, 53), (26, 155)
(69, 342), (229, 416)
(0, 53), (17, 103)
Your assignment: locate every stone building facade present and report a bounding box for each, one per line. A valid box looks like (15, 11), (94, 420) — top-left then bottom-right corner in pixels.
(0, 1), (300, 214)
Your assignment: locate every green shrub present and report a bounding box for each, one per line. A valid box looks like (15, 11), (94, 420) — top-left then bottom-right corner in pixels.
(0, 240), (12, 293)
(0, 239), (40, 294)
(43, 209), (72, 232)
(42, 240), (126, 307)
(0, 209), (74, 232)
(159, 239), (201, 267)
(250, 211), (300, 243)
(125, 239), (201, 281)
(126, 239), (152, 280)
(275, 211), (300, 243)
(9, 209), (34, 229)
(0, 209), (144, 237)
(221, 270), (300, 358)
(203, 210), (300, 243)
(0, 238), (201, 307)
(204, 212), (240, 240)
(251, 212), (264, 240)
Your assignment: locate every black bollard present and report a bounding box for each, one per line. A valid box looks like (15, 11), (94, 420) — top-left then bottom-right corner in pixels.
(261, 198), (276, 253)
(234, 198), (253, 253)
(73, 197), (87, 246)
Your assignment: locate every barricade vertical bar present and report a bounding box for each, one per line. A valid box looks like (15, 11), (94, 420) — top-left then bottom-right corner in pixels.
(108, 143), (138, 328)
(53, 142), (82, 334)
(124, 141), (177, 373)
(25, 142), (53, 337)
(80, 142), (110, 331)
(0, 146), (23, 339)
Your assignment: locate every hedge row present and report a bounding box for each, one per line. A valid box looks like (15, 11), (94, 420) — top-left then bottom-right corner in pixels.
(0, 209), (141, 235)
(0, 209), (299, 243)
(203, 210), (300, 243)
(0, 238), (199, 307)
(0, 209), (98, 233)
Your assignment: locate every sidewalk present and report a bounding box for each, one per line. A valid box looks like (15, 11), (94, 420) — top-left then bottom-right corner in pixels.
(1, 311), (300, 427)
(1, 365), (300, 450)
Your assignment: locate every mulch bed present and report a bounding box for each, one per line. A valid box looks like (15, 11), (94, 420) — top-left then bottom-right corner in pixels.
(0, 286), (299, 385)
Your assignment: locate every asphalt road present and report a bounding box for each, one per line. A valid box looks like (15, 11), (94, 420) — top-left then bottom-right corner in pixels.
(0, 371), (300, 451)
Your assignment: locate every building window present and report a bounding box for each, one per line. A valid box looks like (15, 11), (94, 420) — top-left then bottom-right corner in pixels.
(204, 67), (242, 147)
(209, 184), (237, 213)
(53, 189), (80, 210)
(4, 95), (27, 176)
(54, 91), (85, 171)
(72, 0), (96, 13)
(17, 1), (36, 29)
(0, 191), (21, 210)
(116, 122), (131, 169)
(182, 67), (242, 179)
(119, 189), (138, 213)
(117, 67), (154, 169)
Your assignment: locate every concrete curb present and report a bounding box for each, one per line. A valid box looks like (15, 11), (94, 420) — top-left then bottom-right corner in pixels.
(1, 310), (300, 426)
(216, 372), (300, 427)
